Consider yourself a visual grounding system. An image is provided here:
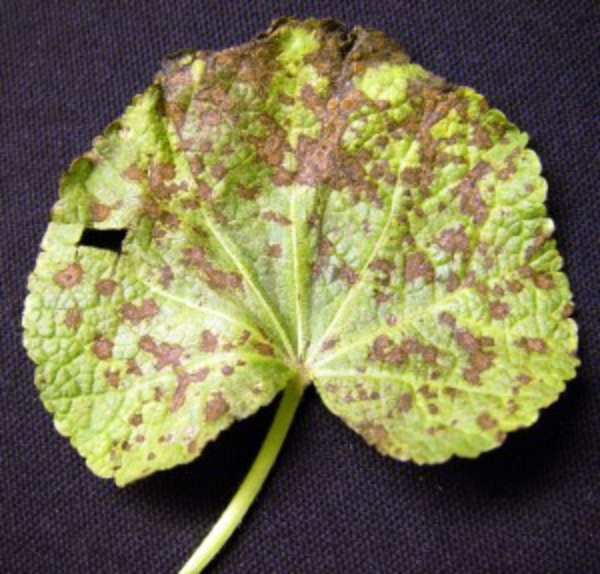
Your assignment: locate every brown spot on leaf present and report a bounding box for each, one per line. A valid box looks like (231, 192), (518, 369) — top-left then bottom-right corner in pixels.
(422, 346), (437, 363)
(121, 299), (160, 325)
(262, 210), (291, 225)
(517, 266), (534, 279)
(508, 280), (524, 293)
(427, 404), (440, 415)
(489, 301), (509, 320)
(122, 165), (145, 181)
(533, 272), (555, 290)
(171, 367), (210, 412)
(443, 387), (461, 399)
(369, 335), (438, 366)
(139, 335), (183, 370)
(196, 181), (212, 200)
(91, 202), (111, 222)
(305, 214), (320, 230)
(314, 238), (334, 277)
(414, 206), (425, 218)
(181, 198), (200, 211)
(267, 244), (282, 258)
(473, 125), (494, 149)
(400, 167), (421, 186)
(455, 330), (495, 385)
(159, 211), (181, 229)
(318, 238), (333, 256)
(516, 373), (532, 385)
(126, 359), (142, 377)
(405, 251), (434, 283)
(397, 392), (413, 413)
(356, 421), (388, 444)
(453, 162), (491, 224)
(516, 337), (547, 353)
(204, 392), (230, 422)
(355, 387), (372, 401)
(148, 162), (179, 198)
(295, 136), (333, 187)
(369, 335), (401, 365)
(446, 272), (461, 292)
(105, 369), (121, 388)
(221, 365), (234, 376)
(251, 129), (288, 168)
(476, 412), (497, 430)
(338, 265), (359, 284)
(493, 285), (505, 297)
(96, 279), (117, 297)
(524, 231), (550, 261)
(437, 226), (469, 255)
(151, 226), (166, 242)
(92, 336), (113, 360)
(498, 148), (520, 180)
(211, 164), (228, 180)
(238, 185), (260, 200)
(369, 159), (393, 184)
(272, 167), (295, 186)
(254, 342), (275, 357)
(200, 330), (219, 353)
(129, 414), (143, 426)
(158, 431), (174, 443)
(141, 198), (161, 220)
(160, 266), (174, 289)
(299, 83), (325, 110)
(439, 312), (456, 328)
(183, 246), (243, 291)
(199, 107), (223, 127)
(65, 309), (81, 330)
(370, 258), (395, 285)
(321, 338), (339, 352)
(325, 382), (338, 394)
(54, 263), (83, 289)
(418, 385), (438, 400)
(197, 138), (213, 154)
(477, 242), (491, 255)
(427, 424), (447, 436)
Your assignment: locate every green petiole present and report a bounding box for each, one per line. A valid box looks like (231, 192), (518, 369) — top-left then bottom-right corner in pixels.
(179, 375), (306, 574)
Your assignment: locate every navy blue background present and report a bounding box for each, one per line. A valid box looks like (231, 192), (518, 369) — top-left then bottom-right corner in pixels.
(1, 2), (598, 572)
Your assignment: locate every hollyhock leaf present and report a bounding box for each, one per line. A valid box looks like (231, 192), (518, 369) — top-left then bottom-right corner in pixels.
(23, 18), (578, 484)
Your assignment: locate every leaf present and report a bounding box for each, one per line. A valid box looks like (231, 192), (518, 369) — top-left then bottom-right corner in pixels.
(23, 18), (578, 485)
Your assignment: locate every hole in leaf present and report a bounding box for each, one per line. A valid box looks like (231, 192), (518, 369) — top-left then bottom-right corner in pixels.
(78, 228), (127, 254)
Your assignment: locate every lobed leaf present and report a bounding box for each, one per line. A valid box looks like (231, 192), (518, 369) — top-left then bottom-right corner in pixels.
(23, 18), (578, 484)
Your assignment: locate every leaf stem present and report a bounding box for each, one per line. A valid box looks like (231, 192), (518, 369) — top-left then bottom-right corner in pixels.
(178, 376), (305, 574)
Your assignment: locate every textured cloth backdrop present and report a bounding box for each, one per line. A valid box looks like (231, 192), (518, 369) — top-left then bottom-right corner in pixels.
(1, 1), (598, 573)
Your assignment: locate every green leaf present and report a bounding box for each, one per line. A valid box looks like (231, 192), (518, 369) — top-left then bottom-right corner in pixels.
(23, 18), (578, 485)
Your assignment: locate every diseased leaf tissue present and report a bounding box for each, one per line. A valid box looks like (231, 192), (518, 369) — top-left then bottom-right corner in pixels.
(24, 19), (578, 486)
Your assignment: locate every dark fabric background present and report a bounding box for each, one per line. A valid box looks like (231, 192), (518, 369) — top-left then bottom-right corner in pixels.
(1, 1), (598, 573)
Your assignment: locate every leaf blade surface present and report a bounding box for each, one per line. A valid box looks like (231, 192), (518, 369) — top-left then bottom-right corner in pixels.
(23, 19), (578, 482)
